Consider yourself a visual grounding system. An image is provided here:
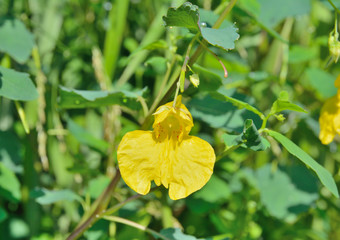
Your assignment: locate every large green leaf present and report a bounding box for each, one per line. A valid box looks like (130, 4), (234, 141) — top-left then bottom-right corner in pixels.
(58, 86), (146, 109)
(31, 188), (82, 205)
(67, 119), (109, 154)
(0, 162), (21, 203)
(162, 2), (200, 33)
(0, 66), (38, 101)
(0, 17), (34, 63)
(188, 92), (261, 132)
(267, 130), (339, 198)
(239, 0), (311, 28)
(245, 164), (319, 221)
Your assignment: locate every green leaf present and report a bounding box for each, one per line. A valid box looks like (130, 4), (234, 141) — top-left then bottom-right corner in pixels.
(0, 131), (23, 173)
(163, 3), (239, 51)
(267, 130), (339, 198)
(67, 119), (109, 154)
(0, 207), (7, 223)
(162, 2), (200, 33)
(186, 175), (231, 214)
(0, 66), (38, 101)
(211, 89), (264, 119)
(159, 228), (197, 240)
(145, 56), (167, 75)
(306, 68), (337, 99)
(201, 26), (239, 51)
(245, 164), (319, 221)
(31, 188), (82, 205)
(87, 176), (111, 199)
(188, 93), (262, 132)
(223, 119), (269, 151)
(0, 17), (35, 63)
(58, 86), (146, 109)
(270, 91), (307, 115)
(288, 45), (317, 63)
(0, 162), (21, 203)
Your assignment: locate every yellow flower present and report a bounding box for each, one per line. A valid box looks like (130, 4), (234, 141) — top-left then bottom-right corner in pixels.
(319, 75), (340, 144)
(117, 96), (215, 200)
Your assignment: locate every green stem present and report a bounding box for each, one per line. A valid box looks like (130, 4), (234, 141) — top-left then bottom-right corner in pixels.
(102, 216), (172, 240)
(66, 170), (121, 240)
(212, 0), (238, 29)
(328, 0), (340, 14)
(15, 101), (30, 134)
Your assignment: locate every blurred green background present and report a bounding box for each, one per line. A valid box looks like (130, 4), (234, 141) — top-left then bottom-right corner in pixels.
(0, 0), (340, 239)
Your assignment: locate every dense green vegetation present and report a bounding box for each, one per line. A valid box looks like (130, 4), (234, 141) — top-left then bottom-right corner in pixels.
(0, 0), (340, 239)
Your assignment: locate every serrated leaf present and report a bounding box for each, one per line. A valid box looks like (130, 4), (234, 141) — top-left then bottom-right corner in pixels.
(0, 162), (21, 203)
(58, 86), (146, 109)
(270, 91), (307, 115)
(163, 3), (239, 51)
(201, 26), (239, 51)
(0, 17), (35, 63)
(224, 119), (269, 151)
(267, 130), (339, 198)
(31, 188), (82, 205)
(162, 2), (200, 33)
(0, 66), (38, 101)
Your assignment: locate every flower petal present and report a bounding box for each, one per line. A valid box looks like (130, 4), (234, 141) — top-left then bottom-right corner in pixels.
(168, 136), (215, 200)
(117, 130), (162, 195)
(319, 96), (338, 144)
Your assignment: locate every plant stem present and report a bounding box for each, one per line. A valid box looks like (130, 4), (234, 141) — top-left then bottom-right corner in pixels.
(328, 0), (340, 14)
(212, 0), (238, 29)
(102, 216), (172, 240)
(142, 0), (238, 129)
(66, 170), (121, 240)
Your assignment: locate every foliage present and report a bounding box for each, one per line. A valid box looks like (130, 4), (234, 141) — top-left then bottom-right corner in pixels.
(0, 0), (340, 239)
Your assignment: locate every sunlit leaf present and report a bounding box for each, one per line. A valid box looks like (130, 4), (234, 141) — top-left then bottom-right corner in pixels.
(0, 162), (21, 203)
(31, 188), (82, 205)
(0, 66), (38, 101)
(163, 2), (200, 33)
(201, 26), (239, 51)
(270, 91), (307, 115)
(0, 17), (34, 63)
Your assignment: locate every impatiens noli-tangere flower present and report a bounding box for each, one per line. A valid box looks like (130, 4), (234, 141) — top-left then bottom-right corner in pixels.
(319, 75), (340, 144)
(117, 96), (215, 200)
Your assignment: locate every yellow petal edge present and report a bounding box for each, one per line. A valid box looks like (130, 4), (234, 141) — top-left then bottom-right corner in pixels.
(117, 96), (215, 200)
